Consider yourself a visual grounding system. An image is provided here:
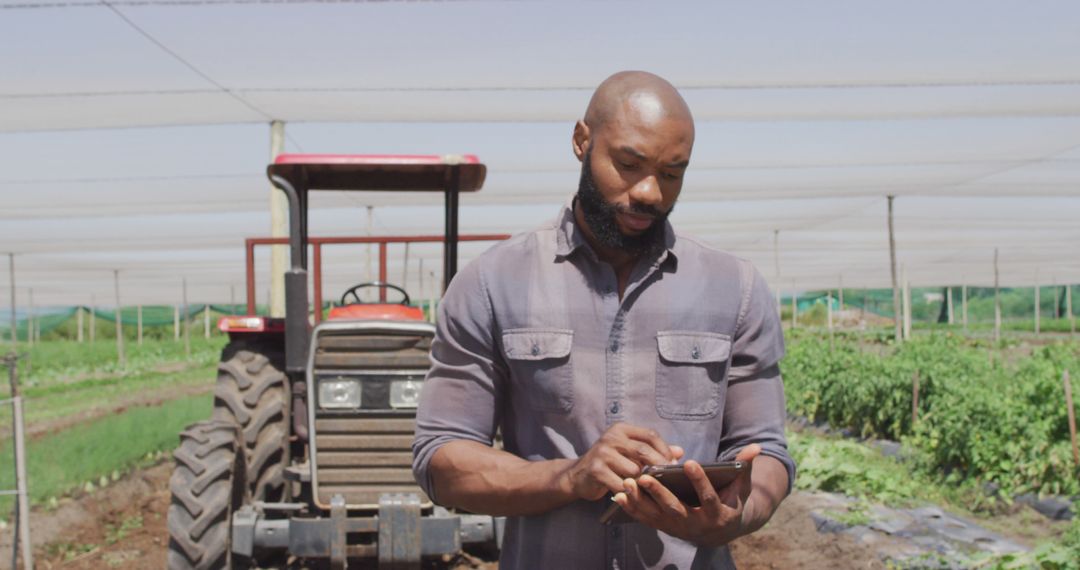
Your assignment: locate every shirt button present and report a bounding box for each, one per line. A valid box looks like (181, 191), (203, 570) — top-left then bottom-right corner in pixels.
(531, 344), (540, 356)
(610, 525), (621, 539)
(691, 346), (701, 360)
(610, 340), (619, 353)
(610, 401), (620, 414)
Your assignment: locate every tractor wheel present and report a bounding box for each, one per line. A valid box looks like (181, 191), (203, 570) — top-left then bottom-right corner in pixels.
(166, 421), (246, 570)
(212, 340), (288, 502)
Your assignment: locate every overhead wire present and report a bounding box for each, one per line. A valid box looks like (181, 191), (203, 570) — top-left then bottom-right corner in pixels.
(98, 0), (276, 121)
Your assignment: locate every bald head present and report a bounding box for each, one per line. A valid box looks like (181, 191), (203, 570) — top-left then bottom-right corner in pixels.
(570, 71), (695, 259)
(583, 71), (694, 135)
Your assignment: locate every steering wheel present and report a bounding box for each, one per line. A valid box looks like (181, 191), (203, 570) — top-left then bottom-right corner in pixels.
(340, 282), (411, 306)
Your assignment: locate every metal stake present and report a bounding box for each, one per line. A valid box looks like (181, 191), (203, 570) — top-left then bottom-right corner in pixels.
(114, 269), (125, 368)
(887, 195), (901, 342)
(7, 254), (14, 349)
(4, 354), (33, 570)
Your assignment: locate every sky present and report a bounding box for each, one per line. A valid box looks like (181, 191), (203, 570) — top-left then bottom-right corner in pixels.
(2, 0), (1080, 305)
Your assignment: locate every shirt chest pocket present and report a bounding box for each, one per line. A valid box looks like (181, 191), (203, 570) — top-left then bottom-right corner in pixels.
(502, 328), (574, 413)
(655, 331), (732, 420)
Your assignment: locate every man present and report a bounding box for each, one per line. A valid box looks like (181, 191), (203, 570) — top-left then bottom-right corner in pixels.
(413, 71), (794, 569)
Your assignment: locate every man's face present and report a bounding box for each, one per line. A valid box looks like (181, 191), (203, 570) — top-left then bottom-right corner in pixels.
(575, 99), (693, 256)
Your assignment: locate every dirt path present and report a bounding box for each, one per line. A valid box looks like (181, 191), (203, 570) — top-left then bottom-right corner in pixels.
(20, 463), (890, 569)
(16, 460), (1064, 569)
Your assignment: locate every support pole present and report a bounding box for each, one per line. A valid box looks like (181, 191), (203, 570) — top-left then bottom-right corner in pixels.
(912, 371), (920, 426)
(137, 304), (143, 346)
(26, 288), (33, 347)
(429, 270), (437, 324)
(887, 195), (902, 342)
(77, 306), (84, 343)
(182, 278), (190, 357)
(994, 248), (1001, 343)
(269, 120), (287, 318)
(204, 304), (210, 339)
(902, 267), (912, 341)
(1068, 285), (1075, 337)
(4, 351), (33, 570)
(773, 230), (781, 316)
(7, 253), (14, 349)
(947, 286), (954, 325)
(1034, 271), (1041, 336)
(173, 305), (180, 341)
(89, 294), (96, 343)
(1063, 370), (1078, 467)
(12, 393), (31, 570)
(419, 259), (427, 320)
(114, 269), (125, 368)
(826, 291), (834, 333)
(791, 283), (798, 329)
(366, 205), (375, 285)
(962, 283), (969, 332)
(402, 242), (411, 292)
(1054, 277), (1060, 319)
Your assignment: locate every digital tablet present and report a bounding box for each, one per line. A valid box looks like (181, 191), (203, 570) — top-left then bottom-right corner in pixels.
(599, 461), (746, 524)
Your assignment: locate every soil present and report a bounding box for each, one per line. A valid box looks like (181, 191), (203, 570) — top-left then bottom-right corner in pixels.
(728, 494), (887, 569)
(4, 464), (929, 570)
(9, 461), (1063, 570)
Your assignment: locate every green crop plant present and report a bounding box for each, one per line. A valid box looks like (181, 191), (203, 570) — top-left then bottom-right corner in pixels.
(783, 332), (1080, 499)
(0, 394), (212, 514)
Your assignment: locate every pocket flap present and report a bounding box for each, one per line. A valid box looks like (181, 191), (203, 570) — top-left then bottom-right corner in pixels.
(657, 331), (731, 364)
(502, 328), (573, 360)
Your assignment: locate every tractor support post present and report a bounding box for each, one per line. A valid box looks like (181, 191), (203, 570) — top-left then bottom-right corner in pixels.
(443, 165), (461, 293)
(379, 243), (388, 302)
(270, 174), (311, 374)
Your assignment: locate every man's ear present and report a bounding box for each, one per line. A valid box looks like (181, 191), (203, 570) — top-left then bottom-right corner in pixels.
(572, 120), (590, 162)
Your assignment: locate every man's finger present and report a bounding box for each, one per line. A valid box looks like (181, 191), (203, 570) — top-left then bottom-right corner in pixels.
(619, 424), (676, 464)
(734, 443), (762, 463)
(683, 460), (722, 518)
(638, 474), (687, 516)
(622, 477), (662, 521)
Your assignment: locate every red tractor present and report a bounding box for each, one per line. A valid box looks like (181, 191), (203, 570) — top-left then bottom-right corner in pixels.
(166, 155), (504, 569)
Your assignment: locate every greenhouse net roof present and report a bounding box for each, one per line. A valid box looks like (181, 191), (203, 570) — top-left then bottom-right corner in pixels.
(1, 0), (1079, 307)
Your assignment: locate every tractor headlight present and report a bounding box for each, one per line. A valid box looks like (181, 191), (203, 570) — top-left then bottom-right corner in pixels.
(389, 379), (422, 409)
(318, 378), (362, 409)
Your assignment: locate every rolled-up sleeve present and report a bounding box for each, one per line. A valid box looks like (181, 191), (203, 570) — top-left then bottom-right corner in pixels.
(716, 263), (795, 493)
(412, 259), (504, 503)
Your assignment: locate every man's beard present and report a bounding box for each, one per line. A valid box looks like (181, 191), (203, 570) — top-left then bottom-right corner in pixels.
(576, 150), (672, 257)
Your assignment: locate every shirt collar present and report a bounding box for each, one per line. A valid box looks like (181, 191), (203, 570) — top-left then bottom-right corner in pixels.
(554, 198), (679, 270)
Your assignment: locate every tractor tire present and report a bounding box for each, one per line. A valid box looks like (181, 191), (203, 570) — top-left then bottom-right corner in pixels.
(166, 421), (246, 570)
(212, 340), (288, 503)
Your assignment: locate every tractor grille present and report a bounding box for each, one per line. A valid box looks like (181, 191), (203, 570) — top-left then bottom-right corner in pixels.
(309, 324), (435, 510)
(313, 417), (428, 509)
(313, 333), (432, 370)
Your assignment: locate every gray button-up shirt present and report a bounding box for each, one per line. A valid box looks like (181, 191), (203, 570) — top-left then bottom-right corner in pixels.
(413, 202), (794, 570)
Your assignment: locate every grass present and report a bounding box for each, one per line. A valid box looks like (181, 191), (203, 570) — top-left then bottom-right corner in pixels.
(19, 362), (216, 429)
(6, 336), (225, 392)
(0, 393), (213, 515)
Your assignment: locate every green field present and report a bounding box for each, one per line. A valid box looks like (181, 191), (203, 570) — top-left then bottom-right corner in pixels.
(0, 336), (225, 516)
(3, 328), (1079, 566)
(0, 393), (213, 513)
(783, 331), (1080, 497)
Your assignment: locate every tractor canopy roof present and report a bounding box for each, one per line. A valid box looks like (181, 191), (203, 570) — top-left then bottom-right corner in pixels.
(267, 154), (486, 192)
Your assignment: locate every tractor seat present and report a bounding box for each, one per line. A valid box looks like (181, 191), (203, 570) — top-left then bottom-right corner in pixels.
(327, 304), (426, 322)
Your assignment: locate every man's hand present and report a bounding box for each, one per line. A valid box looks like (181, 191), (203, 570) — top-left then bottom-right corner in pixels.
(614, 444), (768, 546)
(562, 422), (684, 501)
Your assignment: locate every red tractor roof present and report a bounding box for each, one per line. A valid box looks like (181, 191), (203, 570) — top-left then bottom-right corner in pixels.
(268, 154), (486, 192)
